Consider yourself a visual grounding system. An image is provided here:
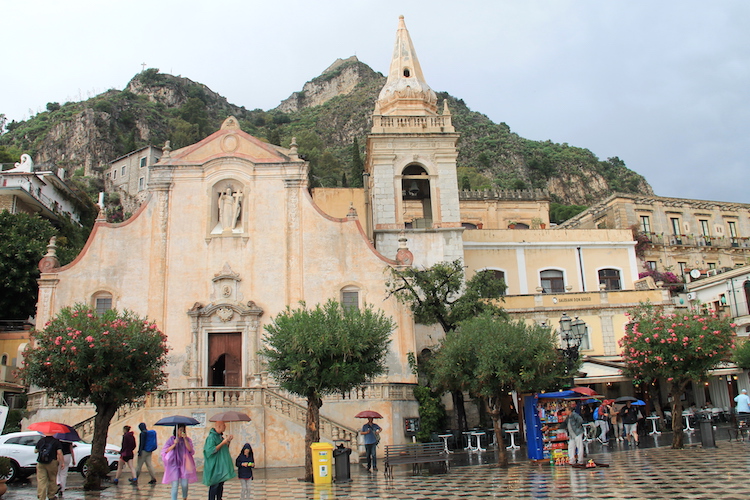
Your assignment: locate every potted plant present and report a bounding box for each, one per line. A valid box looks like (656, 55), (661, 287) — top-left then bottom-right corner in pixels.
(0, 456), (11, 495)
(507, 221), (517, 229)
(531, 217), (546, 229)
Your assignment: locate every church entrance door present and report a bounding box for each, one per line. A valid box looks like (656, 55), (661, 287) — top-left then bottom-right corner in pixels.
(208, 333), (241, 386)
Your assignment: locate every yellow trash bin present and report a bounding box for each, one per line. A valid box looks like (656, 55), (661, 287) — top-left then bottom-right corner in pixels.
(310, 442), (335, 484)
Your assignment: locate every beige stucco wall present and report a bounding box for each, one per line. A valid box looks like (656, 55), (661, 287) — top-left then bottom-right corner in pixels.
(33, 128), (420, 467)
(462, 229), (639, 295)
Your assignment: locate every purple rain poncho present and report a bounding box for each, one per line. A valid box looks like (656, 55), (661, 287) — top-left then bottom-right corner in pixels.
(161, 435), (198, 484)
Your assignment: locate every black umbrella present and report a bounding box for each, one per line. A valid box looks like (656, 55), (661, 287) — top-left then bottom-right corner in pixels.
(154, 415), (201, 426)
(615, 396), (638, 403)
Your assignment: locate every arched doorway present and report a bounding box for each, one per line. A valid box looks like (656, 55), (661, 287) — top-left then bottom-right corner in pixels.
(208, 333), (241, 387)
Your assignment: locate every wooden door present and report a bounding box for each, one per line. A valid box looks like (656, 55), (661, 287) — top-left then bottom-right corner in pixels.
(208, 333), (242, 386)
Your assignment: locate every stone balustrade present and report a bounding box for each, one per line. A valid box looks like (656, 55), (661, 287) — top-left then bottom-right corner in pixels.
(28, 384), (414, 449)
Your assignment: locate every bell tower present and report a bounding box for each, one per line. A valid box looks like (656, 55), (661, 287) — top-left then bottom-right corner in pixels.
(366, 16), (463, 265)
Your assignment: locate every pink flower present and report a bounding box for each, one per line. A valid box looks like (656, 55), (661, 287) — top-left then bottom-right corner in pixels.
(85, 336), (94, 342)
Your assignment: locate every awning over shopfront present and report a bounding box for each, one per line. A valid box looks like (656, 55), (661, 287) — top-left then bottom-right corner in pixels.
(574, 358), (629, 385)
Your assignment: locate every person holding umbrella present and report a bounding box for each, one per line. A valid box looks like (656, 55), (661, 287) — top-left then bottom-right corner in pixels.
(358, 412), (382, 472)
(619, 399), (641, 446)
(35, 431), (63, 500)
(203, 420), (236, 500)
(161, 424), (197, 500)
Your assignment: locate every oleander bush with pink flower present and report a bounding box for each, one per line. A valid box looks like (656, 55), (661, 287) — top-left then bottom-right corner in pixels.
(619, 302), (735, 448)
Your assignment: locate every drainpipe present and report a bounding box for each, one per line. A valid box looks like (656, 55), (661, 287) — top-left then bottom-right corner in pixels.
(363, 172), (372, 242)
(577, 246), (586, 292)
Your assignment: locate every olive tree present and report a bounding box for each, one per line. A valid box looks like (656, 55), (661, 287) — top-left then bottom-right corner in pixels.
(259, 300), (394, 482)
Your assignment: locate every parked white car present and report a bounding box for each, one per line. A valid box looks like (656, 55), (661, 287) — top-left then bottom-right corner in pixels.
(0, 431), (120, 482)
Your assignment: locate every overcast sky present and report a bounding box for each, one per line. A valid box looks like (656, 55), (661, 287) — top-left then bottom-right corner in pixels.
(3, 1), (748, 203)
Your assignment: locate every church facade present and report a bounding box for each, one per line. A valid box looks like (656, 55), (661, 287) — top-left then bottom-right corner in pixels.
(28, 17), (668, 468)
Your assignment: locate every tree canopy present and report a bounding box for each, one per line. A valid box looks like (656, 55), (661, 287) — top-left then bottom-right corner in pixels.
(385, 259), (507, 333)
(619, 303), (735, 448)
(21, 304), (168, 489)
(430, 313), (565, 465)
(260, 300), (394, 482)
(0, 212), (92, 320)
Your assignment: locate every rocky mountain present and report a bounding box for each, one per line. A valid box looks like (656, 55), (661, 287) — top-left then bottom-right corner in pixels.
(0, 59), (653, 206)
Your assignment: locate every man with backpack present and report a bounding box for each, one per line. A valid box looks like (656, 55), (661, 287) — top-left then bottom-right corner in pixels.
(35, 433), (63, 500)
(135, 422), (158, 484)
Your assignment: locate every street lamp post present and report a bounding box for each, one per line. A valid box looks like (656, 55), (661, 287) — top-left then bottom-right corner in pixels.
(559, 313), (586, 388)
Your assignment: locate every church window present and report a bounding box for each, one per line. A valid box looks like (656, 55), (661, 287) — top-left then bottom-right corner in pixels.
(93, 292), (113, 315)
(341, 286), (360, 311)
(1, 354), (7, 365)
(403, 68), (411, 77)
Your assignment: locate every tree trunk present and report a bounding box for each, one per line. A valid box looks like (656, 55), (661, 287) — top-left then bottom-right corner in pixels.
(651, 378), (665, 429)
(486, 397), (508, 467)
(304, 393), (322, 483)
(453, 390), (468, 436)
(83, 402), (118, 490)
(669, 380), (689, 449)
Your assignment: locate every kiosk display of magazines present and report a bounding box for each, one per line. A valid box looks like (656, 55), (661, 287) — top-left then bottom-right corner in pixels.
(524, 390), (587, 462)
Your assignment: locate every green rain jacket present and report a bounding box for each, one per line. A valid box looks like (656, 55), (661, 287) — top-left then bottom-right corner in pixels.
(202, 428), (237, 486)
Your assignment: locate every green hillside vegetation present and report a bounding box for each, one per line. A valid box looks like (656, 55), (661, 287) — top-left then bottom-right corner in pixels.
(0, 61), (651, 210)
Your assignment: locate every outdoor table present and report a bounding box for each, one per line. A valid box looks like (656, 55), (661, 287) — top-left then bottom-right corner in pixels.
(470, 431), (486, 452)
(647, 415), (661, 435)
(463, 431), (474, 451)
(505, 429), (520, 450)
(438, 433), (454, 454)
(682, 411), (695, 432)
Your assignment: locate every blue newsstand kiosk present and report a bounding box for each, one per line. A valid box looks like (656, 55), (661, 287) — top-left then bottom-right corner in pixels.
(524, 390), (579, 460)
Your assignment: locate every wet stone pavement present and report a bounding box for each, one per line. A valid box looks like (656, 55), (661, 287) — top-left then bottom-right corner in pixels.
(6, 425), (750, 499)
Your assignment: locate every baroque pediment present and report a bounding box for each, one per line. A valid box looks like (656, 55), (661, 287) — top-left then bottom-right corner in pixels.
(159, 116), (301, 165)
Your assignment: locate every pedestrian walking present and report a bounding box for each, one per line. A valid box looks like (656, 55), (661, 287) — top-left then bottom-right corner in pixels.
(135, 422), (158, 484)
(594, 402), (611, 444)
(161, 424), (197, 500)
(35, 433), (63, 500)
(203, 420), (236, 500)
(236, 443), (255, 500)
(113, 425), (137, 484)
(56, 440), (76, 496)
(619, 401), (641, 446)
(360, 417), (382, 472)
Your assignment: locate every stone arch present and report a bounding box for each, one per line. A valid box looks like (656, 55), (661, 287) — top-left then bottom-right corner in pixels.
(400, 164), (432, 226)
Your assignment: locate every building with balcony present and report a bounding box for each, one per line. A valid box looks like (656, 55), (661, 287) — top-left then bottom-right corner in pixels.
(25, 17), (744, 469)
(558, 193), (750, 279)
(0, 154), (85, 224)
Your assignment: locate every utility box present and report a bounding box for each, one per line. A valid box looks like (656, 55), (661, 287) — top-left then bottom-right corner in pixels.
(310, 442), (335, 484)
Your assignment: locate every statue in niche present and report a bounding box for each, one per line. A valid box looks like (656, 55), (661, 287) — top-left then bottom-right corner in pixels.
(217, 186), (243, 232)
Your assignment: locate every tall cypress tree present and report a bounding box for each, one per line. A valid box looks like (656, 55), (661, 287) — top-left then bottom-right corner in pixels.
(348, 138), (364, 188)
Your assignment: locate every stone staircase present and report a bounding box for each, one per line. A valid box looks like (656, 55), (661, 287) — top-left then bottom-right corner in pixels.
(63, 387), (359, 449)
